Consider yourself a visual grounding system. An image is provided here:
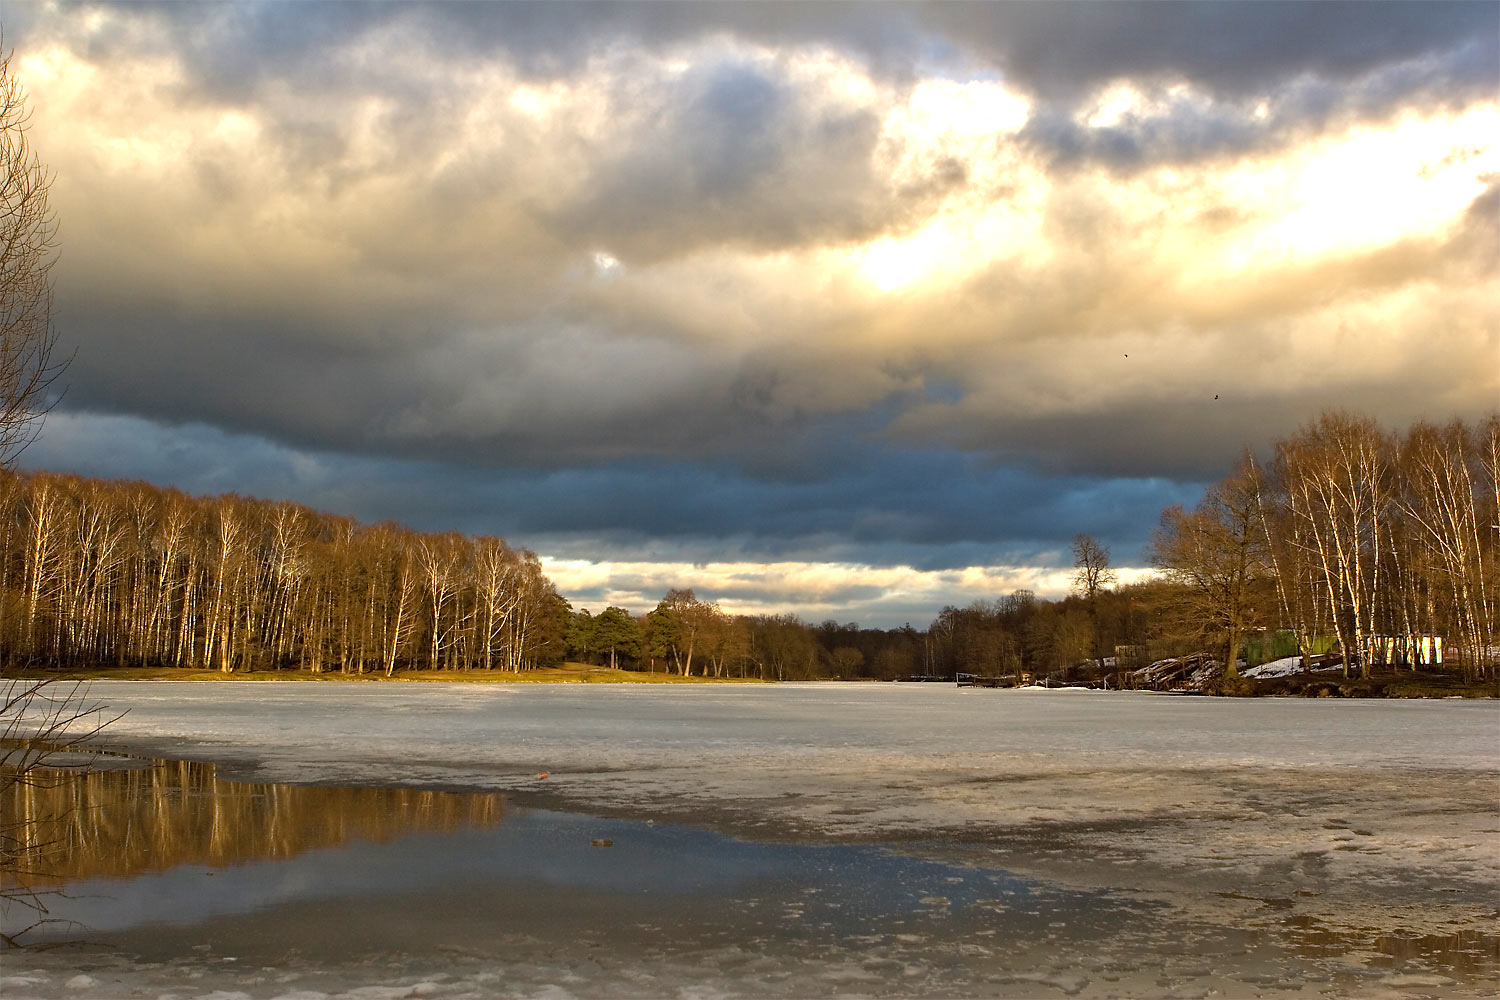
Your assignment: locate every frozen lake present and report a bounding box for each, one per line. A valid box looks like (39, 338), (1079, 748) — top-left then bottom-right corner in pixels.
(3, 682), (1497, 997)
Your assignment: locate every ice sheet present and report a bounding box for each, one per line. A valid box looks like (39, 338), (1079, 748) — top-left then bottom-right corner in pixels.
(7, 682), (1498, 997)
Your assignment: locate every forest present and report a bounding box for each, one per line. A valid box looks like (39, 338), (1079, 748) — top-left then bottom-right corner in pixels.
(0, 472), (568, 674)
(0, 410), (1494, 687)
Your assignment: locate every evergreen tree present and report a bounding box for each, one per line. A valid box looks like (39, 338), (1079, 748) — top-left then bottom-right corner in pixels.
(593, 606), (641, 669)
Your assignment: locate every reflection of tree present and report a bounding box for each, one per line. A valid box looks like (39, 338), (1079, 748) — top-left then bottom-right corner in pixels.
(1, 679), (114, 945)
(1, 758), (504, 890)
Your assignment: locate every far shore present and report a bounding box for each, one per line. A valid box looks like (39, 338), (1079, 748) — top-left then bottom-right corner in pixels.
(0, 663), (760, 684)
(2, 663), (1494, 696)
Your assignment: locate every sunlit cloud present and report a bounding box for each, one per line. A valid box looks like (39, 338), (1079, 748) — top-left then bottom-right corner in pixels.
(542, 557), (1157, 622)
(1215, 105), (1498, 265)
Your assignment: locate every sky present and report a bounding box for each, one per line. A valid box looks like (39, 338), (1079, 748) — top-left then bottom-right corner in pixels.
(7, 1), (1498, 628)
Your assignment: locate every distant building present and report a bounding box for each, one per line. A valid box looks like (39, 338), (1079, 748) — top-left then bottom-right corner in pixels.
(1374, 635), (1443, 668)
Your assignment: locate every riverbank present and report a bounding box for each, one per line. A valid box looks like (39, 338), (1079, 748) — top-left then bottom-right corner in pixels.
(0, 663), (757, 684)
(1245, 667), (1497, 699)
(4, 664), (1494, 696)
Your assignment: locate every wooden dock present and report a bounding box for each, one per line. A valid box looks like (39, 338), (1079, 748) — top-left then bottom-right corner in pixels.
(955, 673), (1007, 688)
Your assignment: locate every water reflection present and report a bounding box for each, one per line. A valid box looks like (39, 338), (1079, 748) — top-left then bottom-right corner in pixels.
(1, 751), (1494, 996)
(1266, 914), (1500, 979)
(1, 753), (504, 890)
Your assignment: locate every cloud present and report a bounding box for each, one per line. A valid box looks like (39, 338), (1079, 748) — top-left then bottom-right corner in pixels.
(25, 411), (1194, 544)
(930, 2), (1497, 104)
(66, 3), (1496, 105)
(26, 7), (1496, 478)
(8, 2), (1497, 626)
(543, 556), (1157, 627)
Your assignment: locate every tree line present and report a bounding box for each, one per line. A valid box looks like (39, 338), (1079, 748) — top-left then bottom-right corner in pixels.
(916, 411), (1497, 687)
(0, 470), (568, 673)
(565, 579), (1142, 683)
(566, 589), (926, 681)
(1152, 410), (1498, 681)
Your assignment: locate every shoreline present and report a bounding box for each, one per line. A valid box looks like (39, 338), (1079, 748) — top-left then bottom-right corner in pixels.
(0, 664), (760, 685)
(3, 664), (1494, 697)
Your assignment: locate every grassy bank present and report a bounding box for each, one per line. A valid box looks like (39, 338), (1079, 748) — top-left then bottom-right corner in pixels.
(1244, 668), (1497, 699)
(0, 662), (759, 684)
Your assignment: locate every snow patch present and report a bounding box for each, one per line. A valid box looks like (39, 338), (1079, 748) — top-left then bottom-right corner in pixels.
(1241, 655), (1342, 679)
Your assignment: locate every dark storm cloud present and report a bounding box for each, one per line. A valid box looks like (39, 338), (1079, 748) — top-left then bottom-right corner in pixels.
(1019, 33), (1500, 173)
(55, 293), (823, 472)
(552, 61), (922, 260)
(26, 412), (1195, 570)
(101, 2), (1496, 96)
(1018, 88), (1323, 174)
(939, 1), (1496, 100)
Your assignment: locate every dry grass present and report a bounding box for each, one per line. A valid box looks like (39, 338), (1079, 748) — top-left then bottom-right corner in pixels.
(0, 663), (758, 685)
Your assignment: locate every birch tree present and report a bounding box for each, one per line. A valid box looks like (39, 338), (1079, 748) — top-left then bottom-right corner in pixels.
(472, 536), (520, 671)
(1396, 420), (1494, 677)
(203, 498), (245, 673)
(1275, 414), (1392, 678)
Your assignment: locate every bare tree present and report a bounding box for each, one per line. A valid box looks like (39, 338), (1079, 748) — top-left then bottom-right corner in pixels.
(1071, 534), (1116, 601)
(1071, 533), (1116, 667)
(375, 525), (420, 677)
(203, 497), (245, 673)
(829, 645), (864, 678)
(1151, 454), (1272, 679)
(699, 604), (746, 677)
(748, 613), (818, 681)
(1256, 450), (1324, 673)
(0, 47), (65, 466)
